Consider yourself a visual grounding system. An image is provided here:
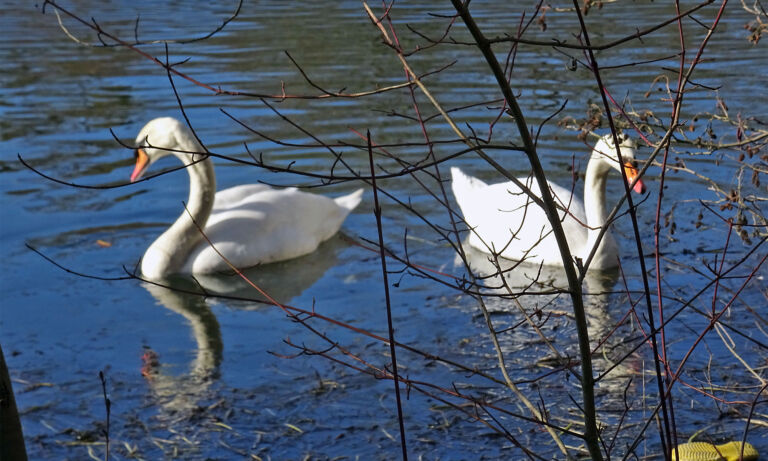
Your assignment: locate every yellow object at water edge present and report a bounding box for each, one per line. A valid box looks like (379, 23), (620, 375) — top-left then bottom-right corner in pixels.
(671, 441), (758, 461)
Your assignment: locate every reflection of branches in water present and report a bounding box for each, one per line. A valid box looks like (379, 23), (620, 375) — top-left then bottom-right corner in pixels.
(42, 0), (434, 101)
(48, 0), (243, 47)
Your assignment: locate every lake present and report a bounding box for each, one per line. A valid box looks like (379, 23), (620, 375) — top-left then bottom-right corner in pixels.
(2, 1), (767, 459)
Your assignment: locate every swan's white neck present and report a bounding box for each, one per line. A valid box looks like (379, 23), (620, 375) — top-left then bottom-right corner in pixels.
(582, 156), (614, 267)
(141, 149), (216, 279)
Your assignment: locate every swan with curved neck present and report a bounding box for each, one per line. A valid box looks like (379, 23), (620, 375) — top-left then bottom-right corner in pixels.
(130, 117), (363, 279)
(451, 134), (646, 270)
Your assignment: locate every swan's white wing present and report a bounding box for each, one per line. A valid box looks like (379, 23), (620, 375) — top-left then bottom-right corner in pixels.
(184, 186), (357, 273)
(546, 181), (588, 238)
(452, 167), (588, 266)
(211, 183), (273, 209)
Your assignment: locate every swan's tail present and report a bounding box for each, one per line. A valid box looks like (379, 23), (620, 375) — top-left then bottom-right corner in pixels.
(451, 167), (488, 193)
(451, 167), (490, 225)
(335, 188), (364, 212)
(451, 167), (488, 203)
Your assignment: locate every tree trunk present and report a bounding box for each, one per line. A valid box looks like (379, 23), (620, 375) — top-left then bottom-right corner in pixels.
(0, 343), (28, 461)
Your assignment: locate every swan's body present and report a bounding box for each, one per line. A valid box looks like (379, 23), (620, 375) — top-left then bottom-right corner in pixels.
(131, 117), (363, 279)
(451, 134), (645, 270)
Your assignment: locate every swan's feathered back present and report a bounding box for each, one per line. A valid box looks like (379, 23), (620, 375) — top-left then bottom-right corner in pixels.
(334, 188), (364, 212)
(183, 186), (364, 274)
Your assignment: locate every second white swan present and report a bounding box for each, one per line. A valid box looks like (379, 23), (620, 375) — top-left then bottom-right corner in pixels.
(130, 117), (363, 279)
(451, 134), (646, 270)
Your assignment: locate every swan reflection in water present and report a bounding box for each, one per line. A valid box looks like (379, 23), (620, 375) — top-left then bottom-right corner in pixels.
(138, 235), (347, 414)
(456, 245), (642, 395)
(457, 244), (619, 308)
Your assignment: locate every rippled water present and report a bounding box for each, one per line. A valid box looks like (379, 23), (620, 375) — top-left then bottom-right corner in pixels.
(2, 1), (766, 459)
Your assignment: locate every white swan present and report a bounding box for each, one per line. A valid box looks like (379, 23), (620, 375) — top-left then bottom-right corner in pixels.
(130, 117), (363, 279)
(451, 134), (646, 270)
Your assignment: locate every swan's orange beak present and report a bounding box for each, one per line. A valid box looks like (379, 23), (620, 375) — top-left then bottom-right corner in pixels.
(131, 148), (149, 183)
(623, 161), (646, 194)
